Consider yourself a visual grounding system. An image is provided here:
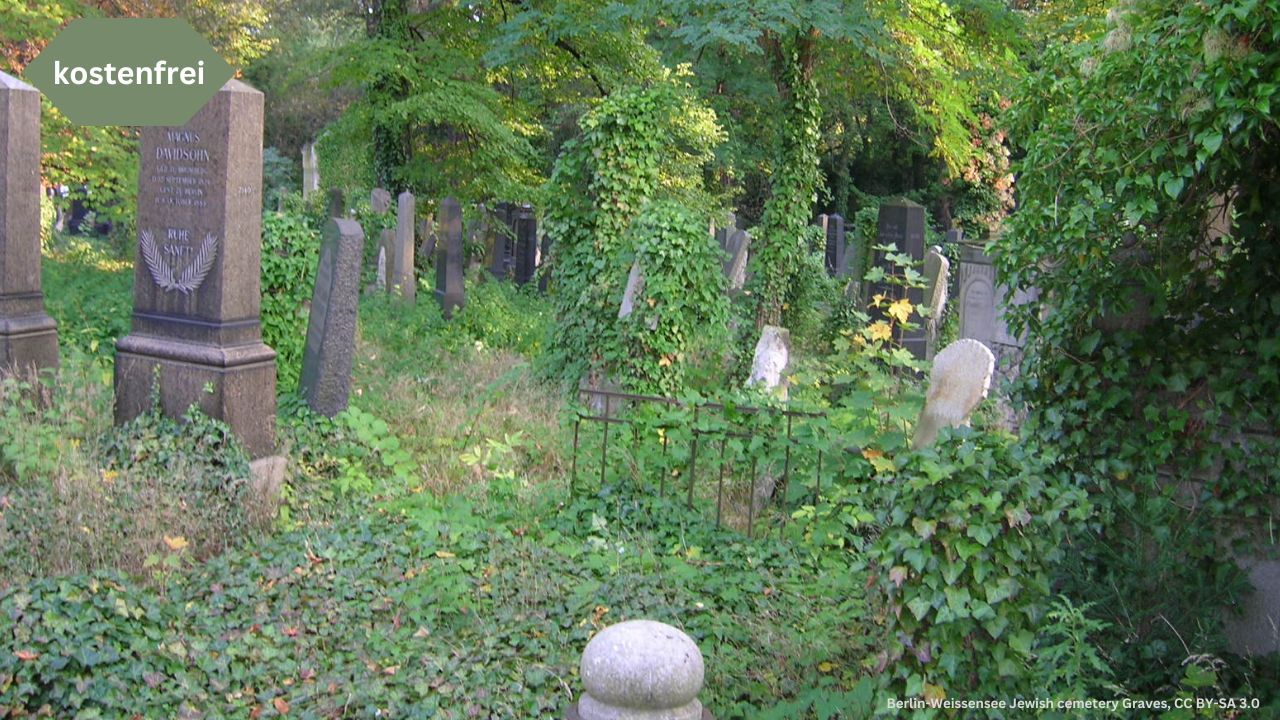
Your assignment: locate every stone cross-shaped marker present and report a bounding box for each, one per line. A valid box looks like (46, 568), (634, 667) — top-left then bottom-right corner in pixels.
(922, 246), (950, 360)
(300, 218), (364, 416)
(434, 196), (465, 318)
(912, 338), (994, 449)
(0, 71), (59, 375)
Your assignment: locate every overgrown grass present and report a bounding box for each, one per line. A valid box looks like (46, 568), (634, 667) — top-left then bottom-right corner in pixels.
(40, 234), (133, 359)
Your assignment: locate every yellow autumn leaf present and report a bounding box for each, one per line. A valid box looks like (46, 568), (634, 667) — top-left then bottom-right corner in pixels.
(888, 298), (914, 325)
(817, 661), (837, 673)
(871, 293), (886, 309)
(867, 322), (893, 342)
(163, 535), (189, 551)
(924, 683), (946, 702)
(435, 550), (456, 559)
(658, 356), (673, 367)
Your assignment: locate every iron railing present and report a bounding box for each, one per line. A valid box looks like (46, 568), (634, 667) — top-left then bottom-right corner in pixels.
(570, 387), (834, 538)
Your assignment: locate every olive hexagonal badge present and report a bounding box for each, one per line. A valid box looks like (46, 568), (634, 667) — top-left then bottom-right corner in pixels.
(24, 18), (235, 126)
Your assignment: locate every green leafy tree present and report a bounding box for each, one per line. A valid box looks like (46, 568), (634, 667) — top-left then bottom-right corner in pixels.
(1001, 0), (1280, 691)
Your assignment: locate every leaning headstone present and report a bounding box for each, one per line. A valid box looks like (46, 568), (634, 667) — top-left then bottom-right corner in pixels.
(874, 199), (928, 358)
(301, 141), (319, 199)
(747, 325), (790, 400)
(390, 191), (415, 301)
(568, 619), (709, 720)
(417, 215), (437, 264)
(434, 197), (465, 318)
(300, 218), (364, 416)
(114, 79), (277, 459)
(912, 338), (994, 449)
(370, 187), (392, 214)
(0, 71), (59, 374)
(724, 229), (750, 291)
(618, 261), (645, 319)
(923, 246), (950, 360)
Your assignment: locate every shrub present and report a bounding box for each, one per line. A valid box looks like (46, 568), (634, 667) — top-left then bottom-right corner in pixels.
(260, 209), (322, 392)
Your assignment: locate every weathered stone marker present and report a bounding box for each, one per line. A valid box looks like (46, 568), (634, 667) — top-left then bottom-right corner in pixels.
(568, 619), (710, 720)
(370, 187), (392, 214)
(434, 196), (465, 318)
(723, 229), (750, 292)
(377, 228), (393, 292)
(618, 261), (644, 319)
(390, 191), (415, 301)
(326, 187), (344, 219)
(114, 79), (277, 459)
(923, 246), (950, 360)
(301, 141), (319, 199)
(912, 338), (994, 449)
(300, 218), (364, 417)
(824, 213), (845, 277)
(0, 71), (59, 375)
(747, 325), (790, 400)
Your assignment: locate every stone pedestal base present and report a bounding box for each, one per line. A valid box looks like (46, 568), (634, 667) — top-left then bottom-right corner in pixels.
(566, 703), (712, 720)
(0, 312), (59, 375)
(115, 334), (276, 458)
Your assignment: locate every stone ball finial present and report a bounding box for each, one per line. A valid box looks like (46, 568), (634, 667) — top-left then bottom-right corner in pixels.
(575, 619), (706, 720)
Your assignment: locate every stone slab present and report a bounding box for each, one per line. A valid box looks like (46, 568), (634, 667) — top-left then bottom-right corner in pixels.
(300, 218), (364, 417)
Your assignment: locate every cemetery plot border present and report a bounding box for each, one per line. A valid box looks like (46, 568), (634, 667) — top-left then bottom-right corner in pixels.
(570, 387), (833, 540)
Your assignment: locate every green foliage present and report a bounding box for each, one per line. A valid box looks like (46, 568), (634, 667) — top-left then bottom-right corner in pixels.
(619, 201), (730, 395)
(260, 209), (322, 392)
(1002, 0), (1280, 692)
(261, 146), (297, 210)
(867, 430), (1089, 704)
(1033, 596), (1115, 701)
(543, 73), (724, 389)
(452, 276), (553, 357)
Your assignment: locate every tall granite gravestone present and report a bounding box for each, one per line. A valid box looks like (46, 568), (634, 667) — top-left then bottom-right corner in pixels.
(874, 198), (927, 358)
(435, 197), (465, 318)
(514, 204), (538, 285)
(390, 191), (415, 301)
(0, 72), (59, 374)
(824, 213), (845, 277)
(300, 218), (364, 416)
(301, 142), (319, 199)
(489, 203), (513, 280)
(115, 79), (277, 459)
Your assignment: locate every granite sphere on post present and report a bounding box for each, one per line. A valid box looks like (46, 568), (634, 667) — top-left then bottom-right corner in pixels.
(573, 619), (708, 720)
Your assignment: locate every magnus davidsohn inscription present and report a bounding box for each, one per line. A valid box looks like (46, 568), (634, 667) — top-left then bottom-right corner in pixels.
(139, 227), (218, 294)
(151, 130), (212, 208)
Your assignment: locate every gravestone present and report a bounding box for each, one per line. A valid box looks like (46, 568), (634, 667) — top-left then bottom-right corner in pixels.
(434, 197), (464, 318)
(377, 228), (394, 292)
(957, 244), (998, 348)
(724, 229), (750, 292)
(489, 202), (514, 279)
(923, 246), (950, 360)
(568, 619), (709, 720)
(824, 213), (845, 277)
(390, 191), (415, 301)
(618, 261), (644, 319)
(912, 338), (994, 449)
(0, 71), (59, 374)
(538, 232), (553, 293)
(514, 204), (538, 285)
(327, 187), (344, 218)
(945, 228), (964, 244)
(747, 325), (790, 400)
(301, 141), (319, 199)
(874, 198), (927, 358)
(300, 218), (364, 416)
(370, 187), (392, 214)
(114, 79), (277, 459)
(714, 211), (737, 252)
(417, 215), (437, 264)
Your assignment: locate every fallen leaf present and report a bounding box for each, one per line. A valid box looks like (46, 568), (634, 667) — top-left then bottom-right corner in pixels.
(273, 697), (290, 715)
(163, 535), (189, 551)
(14, 650), (38, 661)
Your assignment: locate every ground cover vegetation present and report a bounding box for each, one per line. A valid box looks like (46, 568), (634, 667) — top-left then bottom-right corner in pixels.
(3, 0), (1280, 717)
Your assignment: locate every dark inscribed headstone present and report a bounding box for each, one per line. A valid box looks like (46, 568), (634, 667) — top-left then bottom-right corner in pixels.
(537, 232), (552, 293)
(391, 191), (415, 301)
(514, 204), (538, 285)
(434, 197), (464, 318)
(0, 71), (59, 374)
(327, 188), (345, 219)
(300, 218), (364, 416)
(825, 213), (845, 277)
(874, 198), (927, 358)
(114, 79), (277, 459)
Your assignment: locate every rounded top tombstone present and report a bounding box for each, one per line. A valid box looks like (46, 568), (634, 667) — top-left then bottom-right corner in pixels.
(577, 620), (705, 720)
